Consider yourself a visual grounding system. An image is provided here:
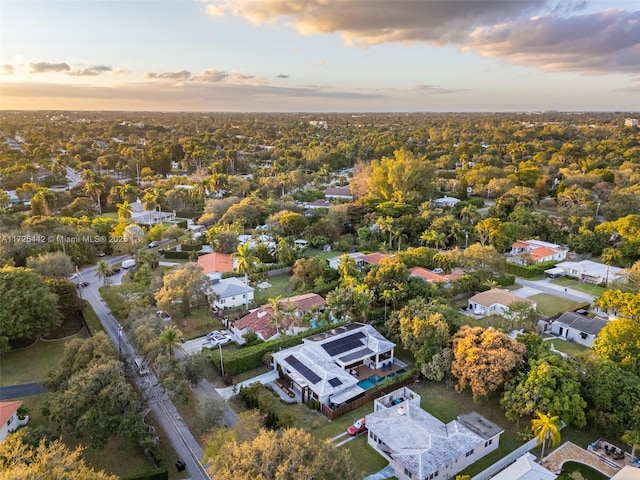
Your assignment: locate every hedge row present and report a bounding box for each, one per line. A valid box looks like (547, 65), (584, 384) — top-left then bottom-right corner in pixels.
(163, 250), (204, 259)
(210, 323), (339, 376)
(505, 260), (558, 278)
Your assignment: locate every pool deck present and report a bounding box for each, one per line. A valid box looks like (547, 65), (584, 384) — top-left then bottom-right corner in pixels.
(355, 362), (405, 381)
(542, 441), (623, 477)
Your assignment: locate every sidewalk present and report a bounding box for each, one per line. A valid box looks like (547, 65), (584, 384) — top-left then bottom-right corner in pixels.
(215, 370), (279, 400)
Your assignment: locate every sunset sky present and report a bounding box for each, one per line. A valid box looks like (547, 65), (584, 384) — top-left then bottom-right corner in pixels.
(1, 0), (639, 112)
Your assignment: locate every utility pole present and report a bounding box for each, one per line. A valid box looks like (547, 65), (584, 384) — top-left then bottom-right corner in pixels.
(219, 343), (225, 377)
(118, 324), (123, 361)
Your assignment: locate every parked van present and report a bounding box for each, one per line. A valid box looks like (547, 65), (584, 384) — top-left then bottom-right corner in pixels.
(122, 259), (136, 269)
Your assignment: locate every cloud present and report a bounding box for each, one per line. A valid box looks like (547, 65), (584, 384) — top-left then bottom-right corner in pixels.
(414, 85), (471, 95)
(204, 0), (547, 45)
(464, 9), (640, 74)
(29, 61), (70, 73)
(191, 68), (228, 82)
(68, 65), (113, 76)
(145, 69), (192, 80)
(317, 59), (325, 66)
(203, 0), (639, 75)
(2, 65), (14, 75)
(277, 74), (289, 79)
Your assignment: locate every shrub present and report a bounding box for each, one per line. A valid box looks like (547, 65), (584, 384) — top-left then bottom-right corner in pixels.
(505, 260), (557, 278)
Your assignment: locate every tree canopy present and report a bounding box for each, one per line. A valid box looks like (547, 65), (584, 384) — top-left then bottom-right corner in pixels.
(204, 427), (360, 480)
(0, 266), (61, 352)
(451, 326), (525, 401)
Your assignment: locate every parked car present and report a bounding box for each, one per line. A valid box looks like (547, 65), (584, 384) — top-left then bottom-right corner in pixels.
(80, 281), (90, 288)
(347, 418), (367, 436)
(156, 311), (172, 322)
(106, 267), (121, 277)
(148, 241), (159, 248)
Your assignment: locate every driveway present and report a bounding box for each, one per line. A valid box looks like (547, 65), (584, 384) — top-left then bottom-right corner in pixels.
(511, 285), (543, 298)
(0, 383), (47, 400)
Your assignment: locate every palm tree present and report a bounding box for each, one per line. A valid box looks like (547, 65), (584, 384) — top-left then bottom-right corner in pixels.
(376, 216), (394, 249)
(531, 411), (562, 460)
(622, 429), (640, 463)
(159, 325), (184, 357)
(232, 243), (259, 309)
(96, 260), (110, 285)
(420, 229), (447, 250)
(117, 200), (133, 221)
(268, 295), (284, 335)
(85, 180), (105, 215)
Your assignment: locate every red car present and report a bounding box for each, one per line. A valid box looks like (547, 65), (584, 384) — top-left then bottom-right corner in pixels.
(347, 418), (367, 436)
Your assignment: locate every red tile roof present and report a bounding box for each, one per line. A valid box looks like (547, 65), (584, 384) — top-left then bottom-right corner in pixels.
(360, 253), (391, 265)
(197, 252), (234, 275)
(0, 400), (22, 426)
(529, 246), (559, 261)
(233, 294), (326, 340)
(410, 267), (465, 283)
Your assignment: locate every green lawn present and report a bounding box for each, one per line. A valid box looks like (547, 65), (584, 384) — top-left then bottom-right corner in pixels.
(338, 434), (389, 476)
(252, 274), (297, 306)
(549, 339), (590, 357)
(306, 249), (347, 262)
(529, 293), (584, 317)
(550, 278), (605, 296)
(0, 333), (86, 386)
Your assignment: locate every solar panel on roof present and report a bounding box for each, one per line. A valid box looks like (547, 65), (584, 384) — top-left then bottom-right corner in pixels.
(321, 331), (366, 357)
(328, 377), (342, 387)
(285, 355), (321, 384)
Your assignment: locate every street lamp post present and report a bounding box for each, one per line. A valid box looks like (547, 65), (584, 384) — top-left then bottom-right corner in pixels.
(218, 343), (225, 377)
(465, 231), (469, 248)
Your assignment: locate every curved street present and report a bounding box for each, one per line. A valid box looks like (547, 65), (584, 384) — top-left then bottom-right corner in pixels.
(79, 260), (211, 480)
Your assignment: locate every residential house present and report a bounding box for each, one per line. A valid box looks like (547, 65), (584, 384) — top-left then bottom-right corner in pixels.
(303, 199), (331, 209)
(510, 240), (568, 265)
(410, 267), (464, 285)
(433, 196), (461, 208)
(325, 186), (353, 201)
(129, 199), (176, 225)
(549, 311), (608, 348)
(207, 274), (254, 311)
(0, 400), (28, 443)
(328, 252), (392, 270)
(467, 289), (536, 316)
(271, 323), (396, 407)
(197, 252), (235, 276)
(366, 387), (503, 480)
(490, 453), (557, 480)
(231, 293), (326, 341)
(555, 260), (626, 285)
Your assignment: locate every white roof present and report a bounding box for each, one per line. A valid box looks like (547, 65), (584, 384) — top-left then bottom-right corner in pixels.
(491, 453), (557, 480)
(208, 276), (254, 298)
(556, 260), (623, 278)
(366, 402), (491, 479)
(611, 467), (640, 480)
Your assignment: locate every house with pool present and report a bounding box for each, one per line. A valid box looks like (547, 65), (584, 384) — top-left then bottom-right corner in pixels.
(271, 323), (401, 407)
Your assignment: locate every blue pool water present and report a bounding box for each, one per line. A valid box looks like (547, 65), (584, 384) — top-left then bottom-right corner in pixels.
(358, 374), (381, 390)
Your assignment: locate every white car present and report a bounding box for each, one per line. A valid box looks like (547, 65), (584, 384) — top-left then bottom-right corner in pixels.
(209, 333), (231, 346)
(156, 311), (172, 322)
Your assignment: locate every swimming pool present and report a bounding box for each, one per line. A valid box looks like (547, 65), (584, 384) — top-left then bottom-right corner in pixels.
(357, 374), (381, 390)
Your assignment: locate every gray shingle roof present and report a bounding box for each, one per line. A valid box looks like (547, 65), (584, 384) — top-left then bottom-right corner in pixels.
(554, 311), (608, 336)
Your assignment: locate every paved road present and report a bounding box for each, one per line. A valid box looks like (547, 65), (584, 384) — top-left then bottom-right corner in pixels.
(0, 382), (47, 400)
(79, 262), (211, 480)
(515, 277), (597, 304)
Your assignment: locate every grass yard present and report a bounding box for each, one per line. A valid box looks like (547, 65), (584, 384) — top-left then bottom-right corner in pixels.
(549, 339), (590, 357)
(305, 249), (347, 262)
(550, 278), (605, 296)
(172, 306), (223, 340)
(81, 303), (106, 335)
(338, 434), (389, 476)
(252, 273), (297, 306)
(0, 333), (86, 386)
(529, 293), (584, 317)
